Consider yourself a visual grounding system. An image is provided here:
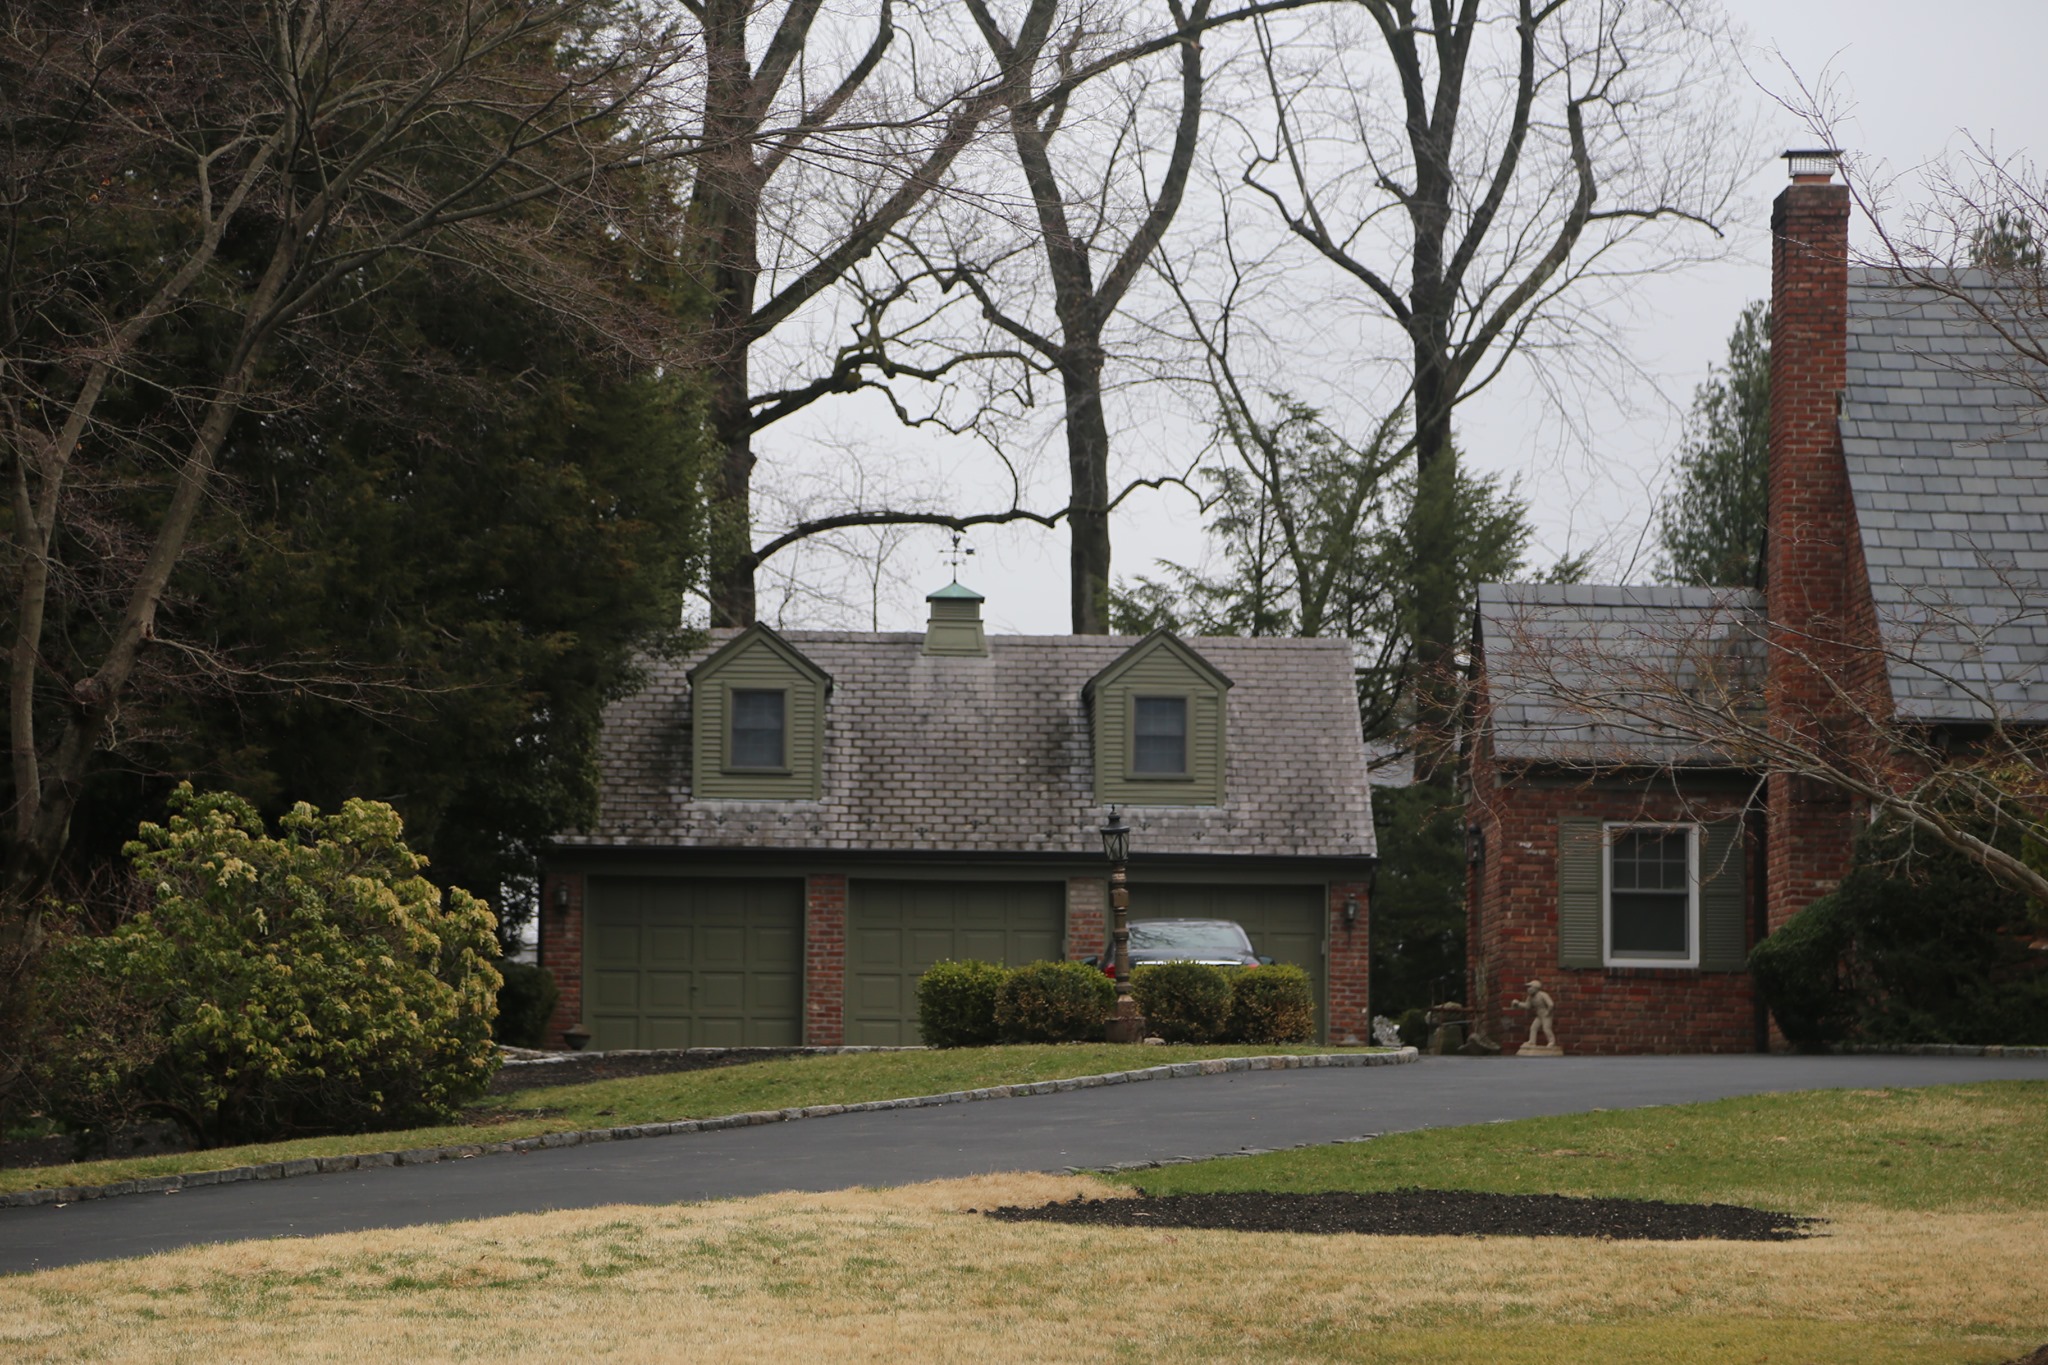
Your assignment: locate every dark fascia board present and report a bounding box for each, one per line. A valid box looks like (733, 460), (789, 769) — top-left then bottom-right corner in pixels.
(543, 840), (1374, 880)
(1082, 628), (1235, 702)
(686, 622), (834, 691)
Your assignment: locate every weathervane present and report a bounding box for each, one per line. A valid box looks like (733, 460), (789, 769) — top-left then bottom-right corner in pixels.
(945, 529), (975, 576)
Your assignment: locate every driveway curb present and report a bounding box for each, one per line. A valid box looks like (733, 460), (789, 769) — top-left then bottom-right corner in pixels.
(0, 1048), (1415, 1211)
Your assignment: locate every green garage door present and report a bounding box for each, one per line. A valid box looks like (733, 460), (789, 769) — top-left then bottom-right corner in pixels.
(586, 878), (802, 1051)
(1136, 884), (1327, 1039)
(847, 880), (1064, 1045)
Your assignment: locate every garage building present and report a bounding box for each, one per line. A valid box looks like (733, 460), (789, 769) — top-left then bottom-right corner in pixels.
(542, 587), (1377, 1046)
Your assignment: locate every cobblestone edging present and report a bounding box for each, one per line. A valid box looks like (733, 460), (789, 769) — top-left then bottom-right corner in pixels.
(0, 1049), (1416, 1212)
(495, 1044), (921, 1071)
(1825, 1042), (2048, 1059)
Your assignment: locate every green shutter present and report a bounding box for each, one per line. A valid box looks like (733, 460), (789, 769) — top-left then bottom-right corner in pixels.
(1557, 819), (1604, 969)
(1698, 819), (1748, 970)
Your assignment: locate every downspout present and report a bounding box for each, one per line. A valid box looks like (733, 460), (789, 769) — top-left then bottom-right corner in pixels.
(1750, 793), (1771, 1053)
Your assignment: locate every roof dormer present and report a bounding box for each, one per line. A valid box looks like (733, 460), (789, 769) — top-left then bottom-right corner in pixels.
(688, 624), (832, 800)
(1083, 631), (1233, 806)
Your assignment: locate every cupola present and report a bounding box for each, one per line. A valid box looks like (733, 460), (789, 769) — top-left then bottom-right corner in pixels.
(923, 581), (988, 657)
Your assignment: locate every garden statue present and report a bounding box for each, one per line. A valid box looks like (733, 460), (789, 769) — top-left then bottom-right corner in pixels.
(1371, 1015), (1403, 1048)
(1510, 979), (1562, 1056)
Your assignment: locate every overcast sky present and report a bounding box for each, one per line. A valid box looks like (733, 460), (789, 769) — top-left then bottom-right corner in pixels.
(748, 1), (2048, 637)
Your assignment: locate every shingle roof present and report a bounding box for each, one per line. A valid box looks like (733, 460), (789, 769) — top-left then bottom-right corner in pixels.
(1475, 583), (1764, 765)
(561, 631), (1376, 859)
(1843, 268), (2048, 721)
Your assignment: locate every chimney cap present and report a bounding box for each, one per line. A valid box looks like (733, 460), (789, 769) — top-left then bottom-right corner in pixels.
(926, 579), (984, 602)
(1783, 148), (1843, 183)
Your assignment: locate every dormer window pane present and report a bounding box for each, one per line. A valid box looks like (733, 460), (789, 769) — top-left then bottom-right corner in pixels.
(1133, 696), (1188, 774)
(730, 689), (786, 769)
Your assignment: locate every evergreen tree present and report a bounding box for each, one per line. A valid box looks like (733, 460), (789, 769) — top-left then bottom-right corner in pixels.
(1655, 302), (1771, 588)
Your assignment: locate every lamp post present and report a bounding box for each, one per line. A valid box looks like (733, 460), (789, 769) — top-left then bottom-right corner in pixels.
(1099, 806), (1147, 1044)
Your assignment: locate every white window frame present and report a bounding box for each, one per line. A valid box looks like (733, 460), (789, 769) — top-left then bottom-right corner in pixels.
(1601, 822), (1700, 968)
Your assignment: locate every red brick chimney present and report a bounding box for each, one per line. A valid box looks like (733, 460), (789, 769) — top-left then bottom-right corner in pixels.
(1764, 149), (1858, 931)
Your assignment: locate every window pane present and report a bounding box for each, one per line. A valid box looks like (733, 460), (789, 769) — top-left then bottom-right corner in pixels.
(1132, 696), (1187, 774)
(730, 689), (785, 768)
(1610, 892), (1689, 955)
(1612, 829), (1689, 891)
(1608, 827), (1691, 957)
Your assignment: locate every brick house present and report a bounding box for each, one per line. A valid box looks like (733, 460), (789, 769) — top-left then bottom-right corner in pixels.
(1465, 151), (2048, 1053)
(539, 585), (1377, 1049)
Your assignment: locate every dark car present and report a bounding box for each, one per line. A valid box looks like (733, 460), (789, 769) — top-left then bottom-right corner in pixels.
(1090, 917), (1271, 976)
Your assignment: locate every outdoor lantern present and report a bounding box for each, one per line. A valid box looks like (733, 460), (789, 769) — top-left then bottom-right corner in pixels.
(1344, 894), (1360, 928)
(1099, 806), (1131, 865)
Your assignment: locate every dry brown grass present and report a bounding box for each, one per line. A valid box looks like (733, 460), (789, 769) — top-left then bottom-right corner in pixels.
(2, 1172), (2042, 1363)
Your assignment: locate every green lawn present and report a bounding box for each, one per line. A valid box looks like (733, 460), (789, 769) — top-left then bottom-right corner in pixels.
(1113, 1080), (2048, 1213)
(1, 1043), (1377, 1196)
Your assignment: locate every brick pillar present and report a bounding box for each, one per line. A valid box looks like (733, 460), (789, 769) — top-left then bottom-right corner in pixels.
(539, 872), (585, 1050)
(1065, 877), (1107, 960)
(1326, 880), (1371, 1044)
(1765, 163), (1859, 932)
(803, 873), (847, 1045)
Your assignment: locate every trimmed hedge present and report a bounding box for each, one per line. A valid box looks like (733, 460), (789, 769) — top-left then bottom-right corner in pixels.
(995, 960), (1116, 1044)
(917, 959), (1008, 1047)
(1130, 961), (1233, 1043)
(1228, 964), (1317, 1044)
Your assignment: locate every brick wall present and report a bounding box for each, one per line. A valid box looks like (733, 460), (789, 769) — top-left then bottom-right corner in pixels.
(1765, 174), (1862, 930)
(540, 871), (585, 1049)
(803, 873), (847, 1045)
(1065, 877), (1107, 959)
(1466, 732), (1758, 1054)
(1326, 880), (1371, 1044)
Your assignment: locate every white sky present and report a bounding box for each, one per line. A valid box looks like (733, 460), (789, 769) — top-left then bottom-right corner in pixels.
(745, 0), (2048, 637)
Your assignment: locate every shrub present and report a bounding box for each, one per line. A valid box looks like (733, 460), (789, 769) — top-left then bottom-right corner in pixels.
(1130, 961), (1233, 1043)
(494, 961), (561, 1048)
(1227, 964), (1316, 1044)
(35, 785), (502, 1146)
(1751, 817), (2048, 1048)
(917, 959), (1008, 1047)
(1395, 1007), (1430, 1049)
(995, 960), (1115, 1044)
(1748, 892), (1851, 1048)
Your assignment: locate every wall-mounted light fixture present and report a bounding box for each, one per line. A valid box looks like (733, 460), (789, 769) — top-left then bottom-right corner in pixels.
(1343, 894), (1359, 929)
(552, 881), (571, 911)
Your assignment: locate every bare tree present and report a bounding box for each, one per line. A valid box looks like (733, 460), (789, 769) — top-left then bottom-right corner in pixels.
(0, 0), (700, 916)
(1242, 0), (1749, 780)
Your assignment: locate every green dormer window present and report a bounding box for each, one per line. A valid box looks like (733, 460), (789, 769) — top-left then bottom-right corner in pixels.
(1132, 696), (1188, 774)
(729, 689), (787, 770)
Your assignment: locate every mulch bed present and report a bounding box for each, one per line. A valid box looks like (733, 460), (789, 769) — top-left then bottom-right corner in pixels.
(984, 1189), (1820, 1241)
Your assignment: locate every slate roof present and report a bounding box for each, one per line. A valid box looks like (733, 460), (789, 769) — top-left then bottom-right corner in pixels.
(560, 631), (1376, 860)
(1475, 583), (1764, 765)
(1842, 267), (2048, 721)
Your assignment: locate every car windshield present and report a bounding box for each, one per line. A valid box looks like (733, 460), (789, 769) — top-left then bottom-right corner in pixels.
(1129, 921), (1253, 957)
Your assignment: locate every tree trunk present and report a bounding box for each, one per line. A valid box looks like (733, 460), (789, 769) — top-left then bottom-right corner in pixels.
(1064, 344), (1113, 634)
(693, 1), (767, 627)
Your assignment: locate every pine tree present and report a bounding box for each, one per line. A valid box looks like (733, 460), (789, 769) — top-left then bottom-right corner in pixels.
(1655, 302), (1770, 588)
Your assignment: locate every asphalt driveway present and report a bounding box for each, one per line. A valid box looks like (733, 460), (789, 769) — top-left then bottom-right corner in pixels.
(4, 1052), (2044, 1274)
